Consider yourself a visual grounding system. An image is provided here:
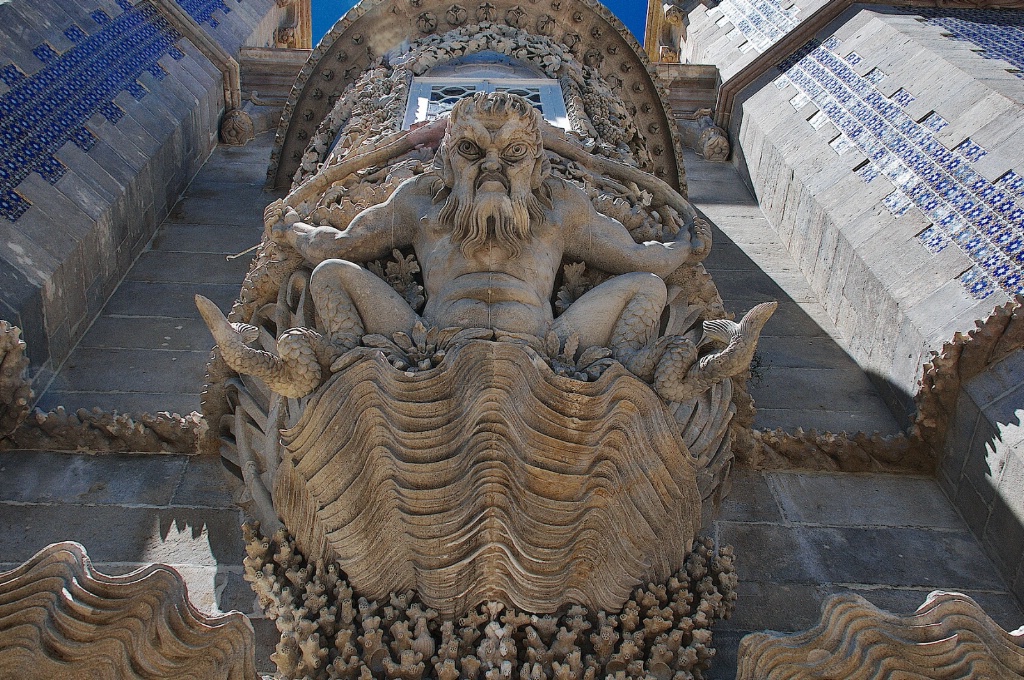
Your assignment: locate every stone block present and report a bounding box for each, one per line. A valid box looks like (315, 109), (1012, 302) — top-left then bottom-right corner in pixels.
(752, 406), (900, 434)
(45, 346), (210, 395)
(941, 391), (981, 485)
(35, 390), (201, 417)
(124, 251), (254, 285)
(722, 581), (827, 632)
(103, 281), (238, 318)
(982, 491), (1024, 584)
(80, 315), (214, 352)
(809, 525), (1005, 590)
(750, 365), (892, 413)
(171, 456), (239, 510)
(967, 350), (1024, 410)
(0, 450), (186, 506)
(716, 522), (822, 584)
(954, 477), (993, 540)
(768, 473), (966, 529)
(718, 470), (783, 523)
(706, 630), (745, 680)
(962, 415), (1005, 506)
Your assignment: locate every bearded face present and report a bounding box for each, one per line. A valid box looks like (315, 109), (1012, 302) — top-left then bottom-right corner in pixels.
(436, 93), (549, 259)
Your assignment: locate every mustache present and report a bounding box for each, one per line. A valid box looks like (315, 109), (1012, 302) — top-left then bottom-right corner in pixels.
(475, 171), (509, 191)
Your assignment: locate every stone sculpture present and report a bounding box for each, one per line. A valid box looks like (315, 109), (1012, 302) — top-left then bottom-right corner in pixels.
(0, 320), (200, 453)
(0, 541), (258, 680)
(201, 94), (771, 405)
(199, 17), (774, 674)
(0, 320), (31, 438)
(736, 591), (1024, 679)
(198, 91), (773, 617)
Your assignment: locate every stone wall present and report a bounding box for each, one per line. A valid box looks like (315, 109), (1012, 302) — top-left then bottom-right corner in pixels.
(941, 348), (1024, 605)
(731, 5), (1022, 423)
(0, 0), (281, 385)
(679, 0), (831, 81)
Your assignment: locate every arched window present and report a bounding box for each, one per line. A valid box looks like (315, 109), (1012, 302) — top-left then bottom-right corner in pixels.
(402, 52), (570, 130)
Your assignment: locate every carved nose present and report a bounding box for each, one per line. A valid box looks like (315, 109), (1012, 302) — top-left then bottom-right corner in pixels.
(481, 154), (501, 173)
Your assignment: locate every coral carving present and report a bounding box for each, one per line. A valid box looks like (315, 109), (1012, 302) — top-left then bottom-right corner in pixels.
(0, 541), (258, 679)
(243, 523), (738, 680)
(0, 320), (32, 438)
(913, 294), (1024, 456)
(736, 591), (1024, 679)
(2, 405), (204, 454)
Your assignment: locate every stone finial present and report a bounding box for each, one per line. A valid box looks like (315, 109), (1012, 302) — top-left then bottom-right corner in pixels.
(220, 108), (256, 146)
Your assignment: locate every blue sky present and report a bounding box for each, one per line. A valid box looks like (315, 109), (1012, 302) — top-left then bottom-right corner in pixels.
(311, 1), (648, 44)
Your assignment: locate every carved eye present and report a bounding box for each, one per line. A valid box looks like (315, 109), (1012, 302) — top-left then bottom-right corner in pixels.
(457, 140), (480, 158)
(503, 143), (529, 161)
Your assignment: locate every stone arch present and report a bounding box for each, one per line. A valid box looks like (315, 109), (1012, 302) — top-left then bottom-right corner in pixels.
(267, 0), (687, 192)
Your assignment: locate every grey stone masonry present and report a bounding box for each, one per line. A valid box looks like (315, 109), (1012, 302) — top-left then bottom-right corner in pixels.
(940, 348), (1024, 608)
(0, 0), (281, 389)
(37, 133), (278, 416)
(733, 6), (1022, 425)
(708, 469), (1024, 678)
(687, 149), (900, 434)
(680, 0), (830, 82)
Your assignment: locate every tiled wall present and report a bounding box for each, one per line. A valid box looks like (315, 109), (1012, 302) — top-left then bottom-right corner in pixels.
(705, 0), (800, 54)
(775, 35), (1024, 300)
(735, 6), (1021, 423)
(919, 9), (1024, 78)
(682, 0), (829, 81)
(0, 0), (271, 376)
(179, 0), (237, 28)
(0, 1), (184, 223)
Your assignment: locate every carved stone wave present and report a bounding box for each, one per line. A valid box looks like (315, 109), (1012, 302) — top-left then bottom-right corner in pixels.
(275, 340), (702, 617)
(736, 591), (1024, 679)
(0, 541), (258, 680)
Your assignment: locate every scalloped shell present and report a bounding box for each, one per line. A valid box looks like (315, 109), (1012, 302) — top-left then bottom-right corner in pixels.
(0, 542), (257, 679)
(276, 340), (701, 616)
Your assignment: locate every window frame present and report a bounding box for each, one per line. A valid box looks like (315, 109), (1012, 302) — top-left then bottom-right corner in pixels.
(402, 76), (571, 131)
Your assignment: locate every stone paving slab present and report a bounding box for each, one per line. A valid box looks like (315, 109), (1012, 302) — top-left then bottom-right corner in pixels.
(768, 473), (966, 528)
(102, 280), (240, 318)
(79, 316), (214, 351)
(152, 222), (263, 255)
(44, 347), (210, 394)
(126, 251), (254, 284)
(34, 390), (202, 417)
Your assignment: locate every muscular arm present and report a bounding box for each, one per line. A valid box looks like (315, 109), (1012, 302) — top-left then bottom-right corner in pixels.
(562, 185), (709, 278)
(274, 178), (422, 265)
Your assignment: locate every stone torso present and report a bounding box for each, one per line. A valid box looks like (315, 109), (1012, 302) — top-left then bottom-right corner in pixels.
(407, 178), (566, 337)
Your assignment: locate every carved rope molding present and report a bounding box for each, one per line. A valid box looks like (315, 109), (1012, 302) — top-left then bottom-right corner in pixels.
(144, 0), (242, 109)
(713, 0), (1024, 132)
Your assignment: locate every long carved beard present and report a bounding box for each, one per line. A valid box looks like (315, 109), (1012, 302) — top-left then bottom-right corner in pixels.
(439, 187), (544, 259)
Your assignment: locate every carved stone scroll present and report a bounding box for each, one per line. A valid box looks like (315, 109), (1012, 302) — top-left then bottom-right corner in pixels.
(0, 542), (258, 680)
